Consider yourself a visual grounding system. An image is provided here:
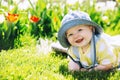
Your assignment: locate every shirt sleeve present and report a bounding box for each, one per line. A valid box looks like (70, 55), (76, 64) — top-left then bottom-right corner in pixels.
(96, 38), (117, 66)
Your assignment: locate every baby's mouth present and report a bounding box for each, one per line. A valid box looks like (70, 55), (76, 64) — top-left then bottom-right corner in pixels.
(75, 38), (83, 43)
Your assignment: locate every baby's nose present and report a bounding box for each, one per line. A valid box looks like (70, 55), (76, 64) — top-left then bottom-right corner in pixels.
(73, 33), (80, 38)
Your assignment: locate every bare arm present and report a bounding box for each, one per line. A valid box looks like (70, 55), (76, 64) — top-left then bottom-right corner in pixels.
(68, 60), (80, 71)
(81, 64), (113, 72)
(93, 64), (113, 71)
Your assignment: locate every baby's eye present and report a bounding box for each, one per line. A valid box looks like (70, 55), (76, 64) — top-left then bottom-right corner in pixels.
(78, 29), (82, 32)
(67, 34), (73, 37)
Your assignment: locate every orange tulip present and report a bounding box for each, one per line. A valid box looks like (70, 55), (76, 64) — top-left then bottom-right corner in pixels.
(53, 17), (57, 22)
(6, 13), (19, 22)
(30, 16), (40, 23)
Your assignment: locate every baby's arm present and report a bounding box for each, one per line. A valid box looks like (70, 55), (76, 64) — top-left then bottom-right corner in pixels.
(68, 60), (80, 71)
(93, 64), (113, 71)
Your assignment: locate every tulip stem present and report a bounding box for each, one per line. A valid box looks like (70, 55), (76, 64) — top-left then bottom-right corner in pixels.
(0, 0), (2, 7)
(28, 0), (37, 15)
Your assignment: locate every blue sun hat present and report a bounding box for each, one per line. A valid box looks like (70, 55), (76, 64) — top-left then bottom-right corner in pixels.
(58, 11), (103, 48)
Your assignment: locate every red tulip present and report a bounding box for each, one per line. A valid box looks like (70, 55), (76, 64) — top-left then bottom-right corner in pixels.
(6, 13), (19, 22)
(30, 16), (40, 23)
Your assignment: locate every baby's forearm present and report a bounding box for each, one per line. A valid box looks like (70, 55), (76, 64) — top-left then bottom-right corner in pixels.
(94, 64), (113, 71)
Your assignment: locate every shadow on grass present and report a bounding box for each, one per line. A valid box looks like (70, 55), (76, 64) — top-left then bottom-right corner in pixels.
(52, 52), (117, 80)
(59, 64), (116, 80)
(51, 51), (68, 59)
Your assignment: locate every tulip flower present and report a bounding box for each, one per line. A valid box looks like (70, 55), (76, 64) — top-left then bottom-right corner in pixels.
(6, 13), (19, 22)
(30, 16), (40, 23)
(53, 17), (57, 23)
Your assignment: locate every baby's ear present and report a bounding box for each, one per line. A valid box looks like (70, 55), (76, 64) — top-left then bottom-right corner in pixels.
(89, 26), (95, 32)
(92, 27), (95, 32)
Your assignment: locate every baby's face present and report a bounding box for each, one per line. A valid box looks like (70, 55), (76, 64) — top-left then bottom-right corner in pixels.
(66, 25), (93, 48)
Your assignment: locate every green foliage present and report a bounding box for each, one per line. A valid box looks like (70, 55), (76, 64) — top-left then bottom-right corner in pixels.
(0, 0), (120, 50)
(103, 7), (120, 35)
(0, 46), (120, 80)
(14, 34), (36, 48)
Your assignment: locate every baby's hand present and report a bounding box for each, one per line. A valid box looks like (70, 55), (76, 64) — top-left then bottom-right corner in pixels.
(88, 68), (95, 72)
(80, 68), (88, 71)
(80, 68), (95, 72)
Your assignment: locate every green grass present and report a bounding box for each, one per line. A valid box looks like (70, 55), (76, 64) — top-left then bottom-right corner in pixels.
(0, 45), (120, 80)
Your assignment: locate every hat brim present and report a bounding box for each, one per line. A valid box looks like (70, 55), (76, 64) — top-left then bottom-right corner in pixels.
(58, 19), (103, 48)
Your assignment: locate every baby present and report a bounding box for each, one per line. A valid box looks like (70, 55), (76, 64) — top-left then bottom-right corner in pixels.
(58, 11), (120, 71)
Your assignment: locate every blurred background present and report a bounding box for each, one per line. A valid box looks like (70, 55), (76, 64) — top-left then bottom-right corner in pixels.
(0, 0), (120, 51)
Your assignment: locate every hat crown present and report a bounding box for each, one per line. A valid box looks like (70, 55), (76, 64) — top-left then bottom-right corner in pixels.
(62, 11), (91, 25)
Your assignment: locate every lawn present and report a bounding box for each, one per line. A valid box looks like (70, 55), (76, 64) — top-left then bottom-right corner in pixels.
(0, 44), (120, 80)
